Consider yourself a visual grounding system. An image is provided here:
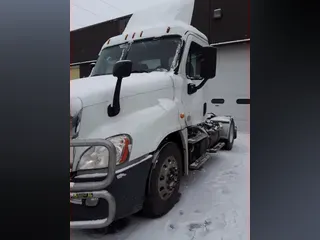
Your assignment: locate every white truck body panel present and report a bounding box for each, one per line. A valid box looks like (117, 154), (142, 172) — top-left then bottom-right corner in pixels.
(177, 33), (209, 126)
(71, 71), (173, 107)
(71, 72), (185, 165)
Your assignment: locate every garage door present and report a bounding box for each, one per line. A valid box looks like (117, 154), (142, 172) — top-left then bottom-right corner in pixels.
(205, 42), (250, 133)
(70, 65), (80, 80)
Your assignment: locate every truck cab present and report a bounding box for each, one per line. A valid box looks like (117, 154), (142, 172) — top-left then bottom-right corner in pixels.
(70, 3), (237, 230)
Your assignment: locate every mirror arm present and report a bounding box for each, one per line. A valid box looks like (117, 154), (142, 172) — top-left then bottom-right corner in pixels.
(108, 77), (123, 117)
(187, 78), (209, 95)
(196, 77), (209, 90)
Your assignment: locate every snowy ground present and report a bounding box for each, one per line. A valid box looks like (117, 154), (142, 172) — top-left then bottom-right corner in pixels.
(71, 133), (250, 240)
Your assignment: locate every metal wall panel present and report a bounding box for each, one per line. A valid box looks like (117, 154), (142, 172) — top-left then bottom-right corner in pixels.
(209, 0), (249, 43)
(191, 0), (249, 44)
(204, 42), (250, 132)
(79, 63), (93, 78)
(70, 15), (131, 64)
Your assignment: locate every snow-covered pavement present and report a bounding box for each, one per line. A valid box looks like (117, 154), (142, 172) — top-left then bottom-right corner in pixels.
(71, 133), (250, 240)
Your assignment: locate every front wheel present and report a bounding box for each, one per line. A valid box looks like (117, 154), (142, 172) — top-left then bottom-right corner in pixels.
(142, 142), (182, 218)
(224, 121), (235, 150)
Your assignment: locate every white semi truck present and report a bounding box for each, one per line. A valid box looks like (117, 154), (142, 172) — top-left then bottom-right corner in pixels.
(70, 0), (237, 230)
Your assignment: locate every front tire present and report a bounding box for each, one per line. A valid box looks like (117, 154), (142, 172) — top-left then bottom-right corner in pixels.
(142, 142), (182, 218)
(224, 121), (235, 150)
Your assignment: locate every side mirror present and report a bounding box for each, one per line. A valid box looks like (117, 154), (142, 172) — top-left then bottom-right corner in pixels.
(113, 60), (132, 78)
(108, 60), (132, 117)
(187, 46), (217, 95)
(200, 46), (217, 79)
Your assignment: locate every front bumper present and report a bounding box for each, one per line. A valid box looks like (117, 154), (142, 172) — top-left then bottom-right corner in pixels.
(70, 139), (117, 229)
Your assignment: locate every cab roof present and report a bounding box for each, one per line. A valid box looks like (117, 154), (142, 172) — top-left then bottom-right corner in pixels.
(100, 21), (208, 52)
(100, 0), (206, 52)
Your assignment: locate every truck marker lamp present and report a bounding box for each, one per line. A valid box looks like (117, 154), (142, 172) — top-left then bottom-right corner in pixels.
(118, 137), (130, 164)
(107, 39), (110, 44)
(77, 134), (132, 171)
(125, 34), (129, 40)
(166, 27), (171, 33)
(140, 31), (143, 37)
(132, 32), (136, 39)
(109, 134), (131, 164)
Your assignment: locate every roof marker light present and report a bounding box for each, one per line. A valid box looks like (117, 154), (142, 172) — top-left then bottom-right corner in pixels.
(140, 31), (143, 37)
(125, 34), (128, 40)
(107, 39), (110, 44)
(132, 32), (136, 39)
(166, 27), (171, 33)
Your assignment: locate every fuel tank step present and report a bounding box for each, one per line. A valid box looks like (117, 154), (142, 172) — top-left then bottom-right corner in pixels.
(207, 142), (225, 153)
(189, 153), (211, 170)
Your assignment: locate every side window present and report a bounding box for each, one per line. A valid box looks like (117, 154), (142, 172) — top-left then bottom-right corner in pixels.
(186, 42), (204, 79)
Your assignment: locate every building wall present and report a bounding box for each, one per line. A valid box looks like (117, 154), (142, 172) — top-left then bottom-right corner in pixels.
(70, 0), (249, 65)
(79, 63), (93, 78)
(205, 42), (250, 132)
(70, 15), (131, 64)
(70, 63), (94, 80)
(191, 0), (249, 44)
(70, 66), (80, 80)
(209, 0), (249, 43)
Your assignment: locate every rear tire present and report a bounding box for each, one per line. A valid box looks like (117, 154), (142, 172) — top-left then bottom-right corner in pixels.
(224, 121), (235, 150)
(142, 142), (182, 218)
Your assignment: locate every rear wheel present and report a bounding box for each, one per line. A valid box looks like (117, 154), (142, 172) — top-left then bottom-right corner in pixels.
(224, 121), (235, 150)
(142, 142), (182, 218)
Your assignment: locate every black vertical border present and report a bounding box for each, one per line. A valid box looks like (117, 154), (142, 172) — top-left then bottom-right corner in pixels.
(0, 0), (319, 239)
(251, 0), (320, 239)
(0, 0), (69, 239)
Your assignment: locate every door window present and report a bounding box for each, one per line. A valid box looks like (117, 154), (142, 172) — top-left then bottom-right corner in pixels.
(186, 42), (204, 80)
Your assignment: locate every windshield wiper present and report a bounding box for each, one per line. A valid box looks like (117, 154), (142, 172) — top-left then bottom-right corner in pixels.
(91, 73), (113, 77)
(131, 67), (169, 74)
(131, 70), (149, 73)
(150, 67), (168, 72)
(91, 73), (105, 77)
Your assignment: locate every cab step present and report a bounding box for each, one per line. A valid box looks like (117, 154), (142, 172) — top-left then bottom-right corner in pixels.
(189, 153), (211, 170)
(207, 142), (225, 153)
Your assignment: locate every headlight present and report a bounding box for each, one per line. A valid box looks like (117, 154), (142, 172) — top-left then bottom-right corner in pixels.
(76, 134), (132, 171)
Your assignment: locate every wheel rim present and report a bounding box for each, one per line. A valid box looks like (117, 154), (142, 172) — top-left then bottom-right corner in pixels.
(158, 156), (179, 201)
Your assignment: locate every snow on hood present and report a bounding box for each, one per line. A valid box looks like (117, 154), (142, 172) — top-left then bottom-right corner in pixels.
(70, 72), (174, 107)
(123, 0), (195, 34)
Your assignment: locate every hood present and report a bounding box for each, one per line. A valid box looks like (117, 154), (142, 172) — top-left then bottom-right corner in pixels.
(70, 72), (174, 107)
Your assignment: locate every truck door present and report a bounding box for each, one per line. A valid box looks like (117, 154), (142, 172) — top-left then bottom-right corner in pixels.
(180, 34), (208, 126)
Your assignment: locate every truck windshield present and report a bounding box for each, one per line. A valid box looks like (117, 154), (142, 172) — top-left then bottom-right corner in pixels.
(91, 36), (182, 76)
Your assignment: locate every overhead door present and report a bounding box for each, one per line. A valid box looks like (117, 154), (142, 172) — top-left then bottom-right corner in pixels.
(70, 65), (80, 80)
(205, 42), (250, 132)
